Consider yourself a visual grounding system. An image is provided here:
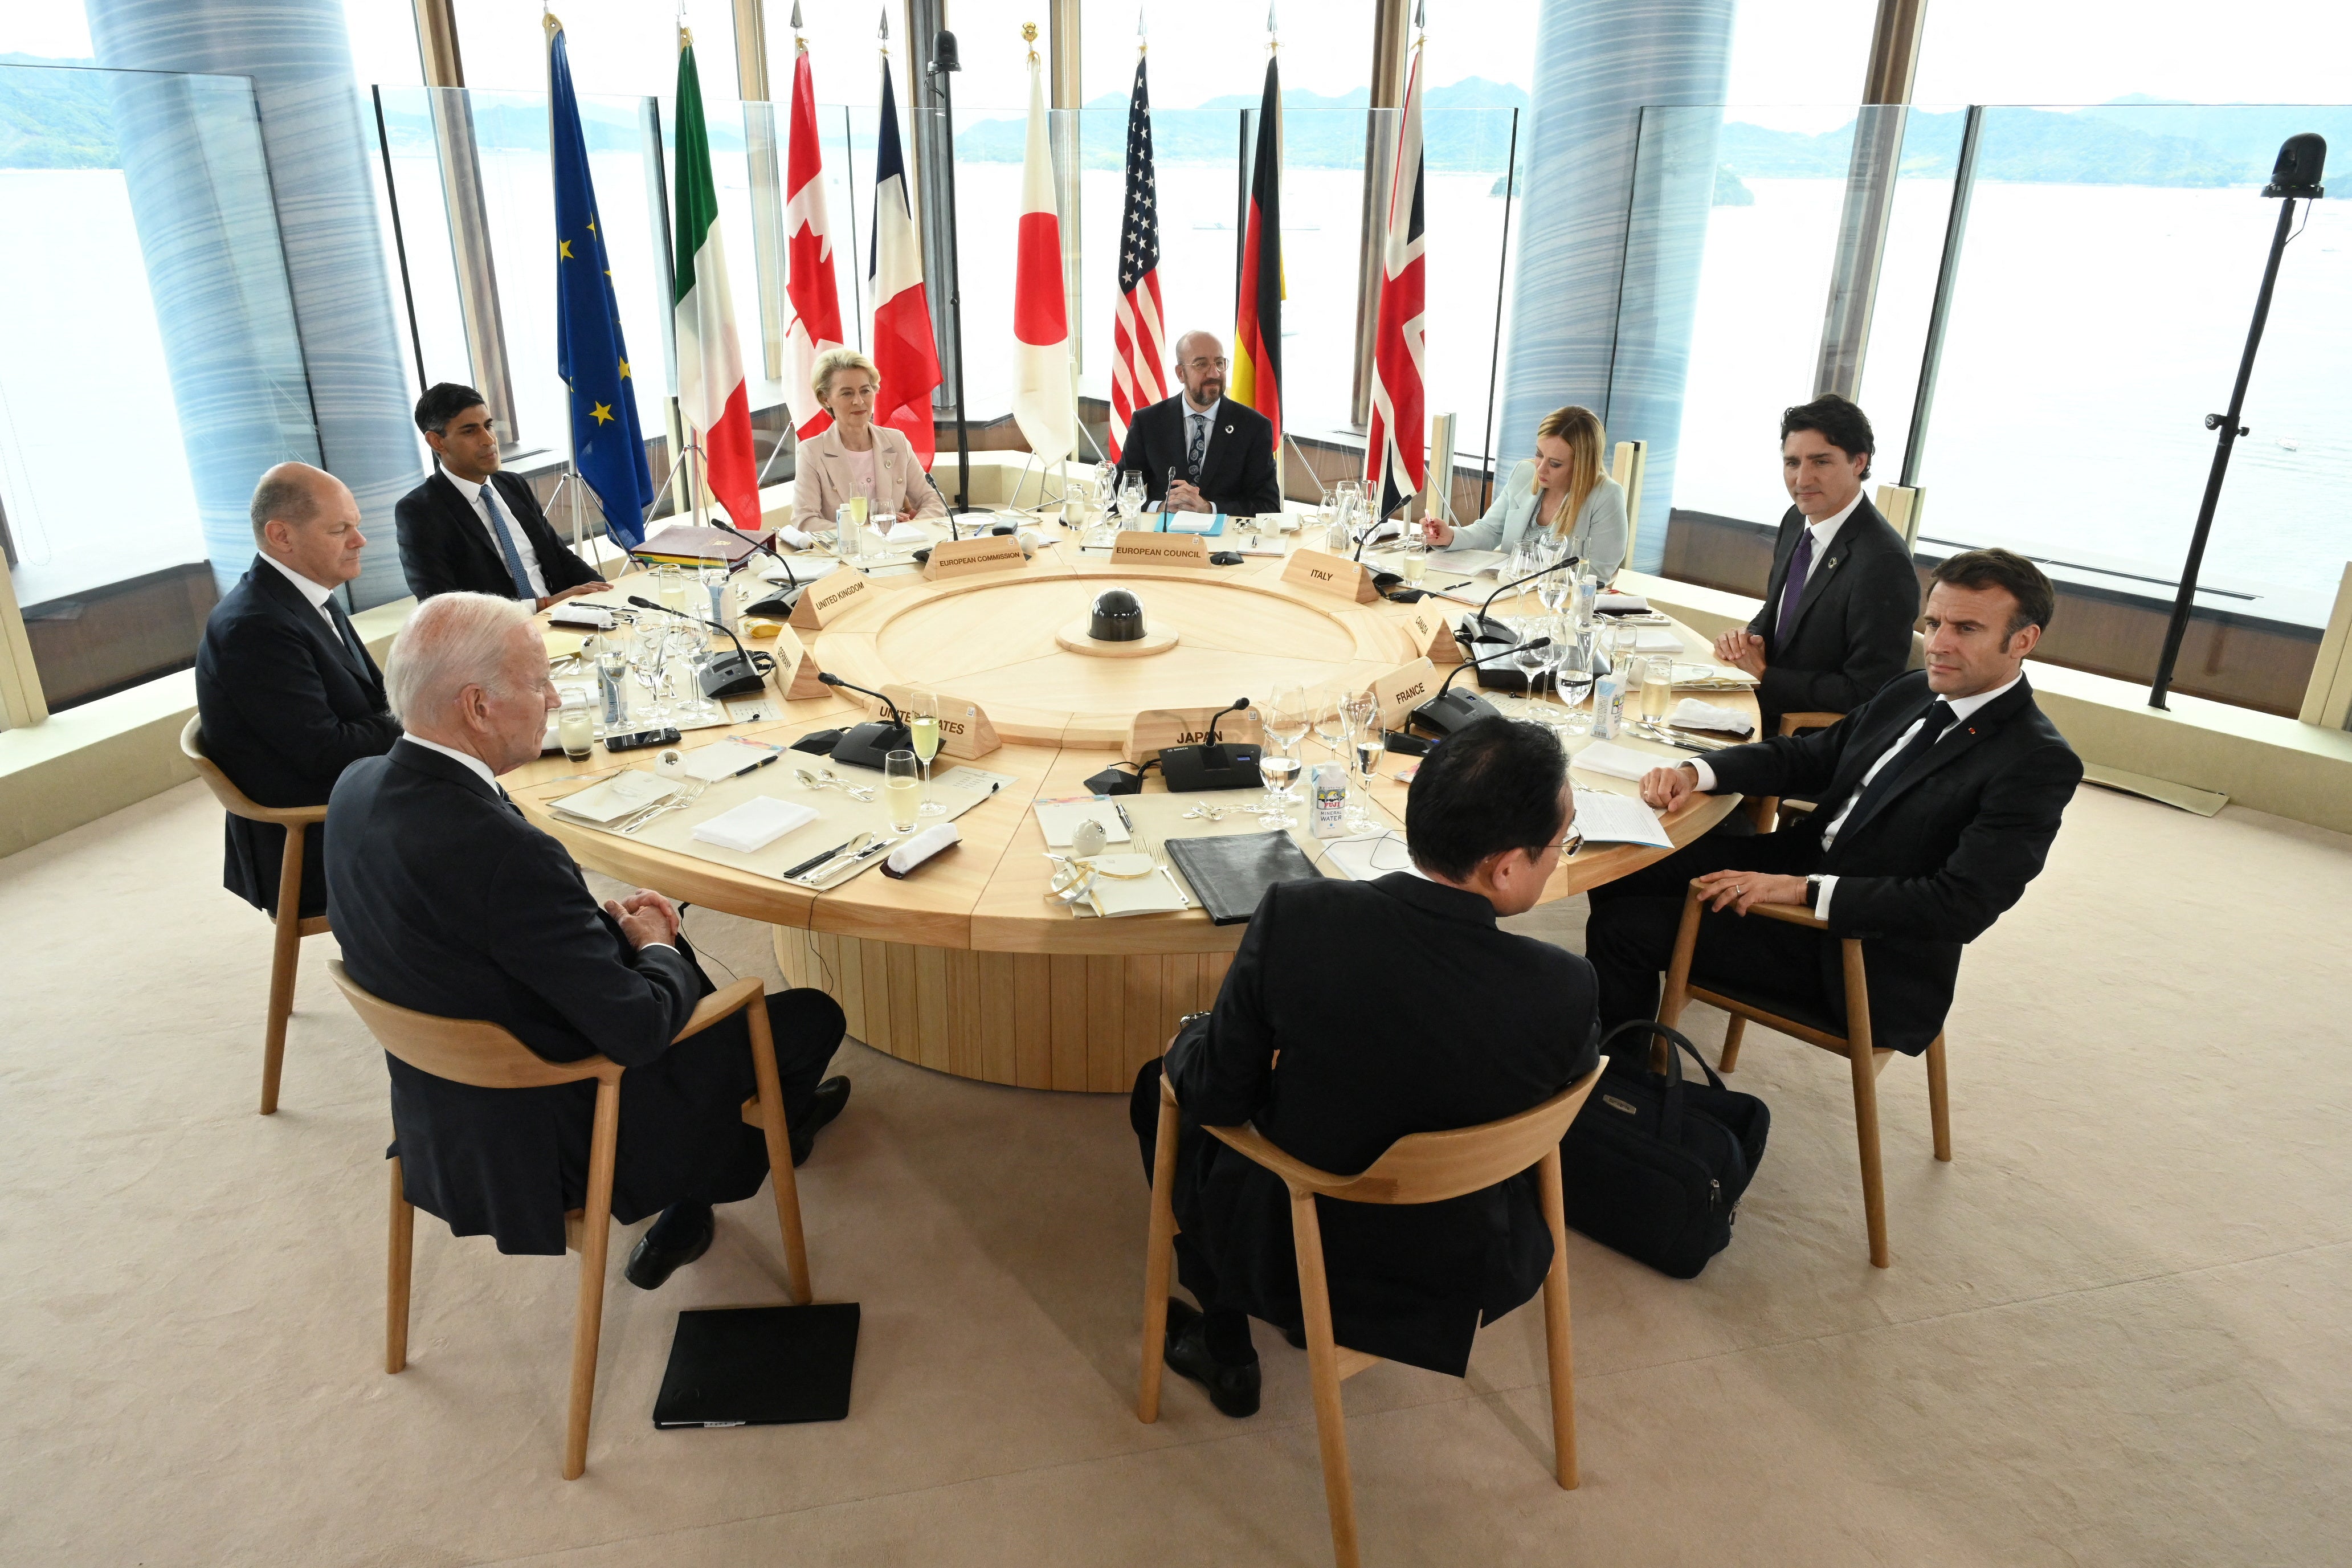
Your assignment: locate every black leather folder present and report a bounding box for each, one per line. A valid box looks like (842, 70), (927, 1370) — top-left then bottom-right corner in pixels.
(652, 1302), (860, 1428)
(1163, 831), (1325, 926)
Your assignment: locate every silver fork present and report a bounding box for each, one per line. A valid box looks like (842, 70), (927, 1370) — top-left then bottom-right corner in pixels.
(619, 777), (710, 834)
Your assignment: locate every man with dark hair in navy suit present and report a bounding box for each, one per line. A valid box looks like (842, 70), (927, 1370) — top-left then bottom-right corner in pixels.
(394, 382), (610, 608)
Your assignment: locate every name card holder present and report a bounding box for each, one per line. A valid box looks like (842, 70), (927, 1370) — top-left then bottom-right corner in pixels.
(1403, 603), (1464, 665)
(789, 569), (872, 630)
(1109, 530), (1212, 568)
(1125, 704), (1268, 765)
(873, 684), (1001, 759)
(921, 533), (1027, 579)
(767, 623), (832, 700)
(1371, 656), (1439, 731)
(1281, 548), (1380, 603)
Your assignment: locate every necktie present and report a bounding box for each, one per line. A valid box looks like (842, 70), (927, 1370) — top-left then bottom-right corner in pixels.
(325, 597), (369, 671)
(480, 482), (535, 599)
(1839, 701), (1958, 837)
(1186, 414), (1207, 481)
(1774, 526), (1816, 647)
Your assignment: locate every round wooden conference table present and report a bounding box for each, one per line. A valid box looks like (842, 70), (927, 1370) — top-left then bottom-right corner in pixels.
(508, 521), (1749, 1095)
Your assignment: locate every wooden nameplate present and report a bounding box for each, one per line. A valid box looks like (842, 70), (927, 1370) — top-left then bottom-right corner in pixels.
(1370, 656), (1440, 731)
(921, 533), (1027, 579)
(1281, 548), (1380, 603)
(763, 623), (831, 701)
(1109, 530), (1211, 568)
(868, 684), (1001, 760)
(1124, 704), (1267, 765)
(789, 569), (872, 630)
(1402, 603), (1464, 665)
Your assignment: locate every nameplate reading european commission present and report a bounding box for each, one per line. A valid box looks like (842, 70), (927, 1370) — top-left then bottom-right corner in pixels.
(1280, 548), (1380, 603)
(921, 533), (1027, 580)
(1109, 530), (1211, 568)
(1371, 656), (1439, 729)
(789, 570), (871, 630)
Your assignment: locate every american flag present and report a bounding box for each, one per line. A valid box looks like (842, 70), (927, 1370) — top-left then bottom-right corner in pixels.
(1109, 56), (1169, 461)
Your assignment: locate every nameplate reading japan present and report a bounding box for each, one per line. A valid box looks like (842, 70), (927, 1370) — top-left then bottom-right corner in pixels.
(1109, 530), (1212, 568)
(1280, 547), (1380, 603)
(1125, 704), (1268, 764)
(921, 533), (1027, 580)
(789, 570), (871, 630)
(1372, 656), (1439, 730)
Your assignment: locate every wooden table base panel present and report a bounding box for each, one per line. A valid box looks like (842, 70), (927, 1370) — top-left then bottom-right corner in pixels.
(774, 929), (1230, 1093)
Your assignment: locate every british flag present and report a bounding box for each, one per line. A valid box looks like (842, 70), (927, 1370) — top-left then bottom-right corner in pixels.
(1367, 43), (1427, 520)
(1108, 56), (1169, 462)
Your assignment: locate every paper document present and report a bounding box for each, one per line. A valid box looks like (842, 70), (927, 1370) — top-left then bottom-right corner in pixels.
(550, 771), (676, 824)
(679, 737), (782, 782)
(1427, 548), (1507, 575)
(1569, 741), (1664, 783)
(1571, 787), (1672, 848)
(934, 765), (1019, 796)
(1032, 795), (1133, 848)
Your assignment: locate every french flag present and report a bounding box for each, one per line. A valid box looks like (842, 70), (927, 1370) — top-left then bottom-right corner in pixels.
(868, 66), (940, 466)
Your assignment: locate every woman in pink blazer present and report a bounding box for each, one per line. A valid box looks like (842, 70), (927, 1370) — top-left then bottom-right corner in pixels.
(790, 349), (948, 530)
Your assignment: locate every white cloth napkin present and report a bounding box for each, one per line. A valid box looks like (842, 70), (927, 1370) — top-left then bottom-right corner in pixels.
(882, 521), (929, 546)
(1669, 698), (1754, 735)
(1633, 628), (1687, 654)
(778, 525), (816, 550)
(690, 796), (818, 853)
(548, 603), (615, 630)
(885, 822), (960, 875)
(1595, 591), (1649, 614)
(1569, 740), (1662, 782)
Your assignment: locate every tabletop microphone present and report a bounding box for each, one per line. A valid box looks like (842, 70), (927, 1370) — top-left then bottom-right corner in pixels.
(624, 594), (771, 699)
(1353, 492), (1416, 563)
(1465, 554), (1581, 646)
(1412, 639), (1549, 736)
(1158, 696), (1263, 793)
(813, 672), (913, 771)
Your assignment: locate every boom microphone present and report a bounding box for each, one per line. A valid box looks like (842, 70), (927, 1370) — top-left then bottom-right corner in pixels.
(1465, 554), (1582, 646)
(813, 672), (913, 771)
(1412, 638), (1550, 736)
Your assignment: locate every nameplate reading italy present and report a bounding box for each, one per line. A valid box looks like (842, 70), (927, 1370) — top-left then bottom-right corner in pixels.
(1372, 656), (1439, 730)
(1109, 530), (1211, 568)
(1280, 547), (1380, 603)
(921, 533), (1027, 580)
(789, 570), (871, 630)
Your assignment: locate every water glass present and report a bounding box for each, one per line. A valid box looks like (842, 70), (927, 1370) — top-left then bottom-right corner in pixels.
(1555, 632), (1596, 714)
(1262, 683), (1312, 800)
(556, 693), (595, 761)
(836, 504), (861, 560)
(655, 564), (689, 617)
(883, 749), (921, 832)
(631, 624), (672, 721)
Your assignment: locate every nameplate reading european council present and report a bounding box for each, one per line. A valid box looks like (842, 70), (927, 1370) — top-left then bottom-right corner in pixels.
(1109, 531), (1212, 568)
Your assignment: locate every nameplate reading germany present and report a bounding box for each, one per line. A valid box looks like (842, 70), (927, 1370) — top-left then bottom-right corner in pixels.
(921, 533), (1027, 580)
(1280, 547), (1379, 603)
(1109, 530), (1211, 567)
(789, 570), (870, 630)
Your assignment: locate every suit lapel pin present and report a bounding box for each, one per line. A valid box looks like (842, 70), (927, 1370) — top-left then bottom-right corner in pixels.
(1223, 424), (1234, 434)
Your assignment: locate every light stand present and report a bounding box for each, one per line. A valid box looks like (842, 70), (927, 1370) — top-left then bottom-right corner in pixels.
(928, 30), (971, 513)
(2150, 133), (2326, 709)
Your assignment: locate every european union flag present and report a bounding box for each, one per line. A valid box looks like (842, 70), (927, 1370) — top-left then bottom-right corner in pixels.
(549, 20), (656, 546)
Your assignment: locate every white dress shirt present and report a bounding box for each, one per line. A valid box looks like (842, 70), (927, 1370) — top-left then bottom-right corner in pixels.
(259, 553), (341, 632)
(462, 475), (549, 599)
(1771, 488), (1865, 626)
(1689, 672), (2023, 921)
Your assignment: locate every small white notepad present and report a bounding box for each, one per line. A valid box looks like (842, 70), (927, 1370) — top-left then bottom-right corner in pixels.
(690, 797), (819, 853)
(1570, 741), (1664, 782)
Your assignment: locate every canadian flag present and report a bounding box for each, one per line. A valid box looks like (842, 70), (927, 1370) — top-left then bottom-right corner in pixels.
(868, 63), (940, 466)
(1010, 48), (1077, 463)
(784, 44), (846, 440)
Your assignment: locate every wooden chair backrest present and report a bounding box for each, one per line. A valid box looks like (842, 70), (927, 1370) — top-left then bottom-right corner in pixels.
(1610, 439), (1649, 572)
(1204, 1062), (1607, 1207)
(328, 959), (619, 1090)
(180, 714), (329, 827)
(1873, 483), (1924, 553)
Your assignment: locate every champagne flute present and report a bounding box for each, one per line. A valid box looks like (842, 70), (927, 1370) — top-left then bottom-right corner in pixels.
(1641, 655), (1676, 724)
(908, 690), (946, 815)
(883, 749), (921, 832)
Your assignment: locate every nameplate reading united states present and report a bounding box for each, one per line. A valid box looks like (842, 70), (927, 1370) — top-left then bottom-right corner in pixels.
(1371, 656), (1439, 730)
(1109, 530), (1211, 568)
(789, 569), (871, 630)
(921, 533), (1027, 580)
(877, 684), (1001, 759)
(1280, 548), (1380, 603)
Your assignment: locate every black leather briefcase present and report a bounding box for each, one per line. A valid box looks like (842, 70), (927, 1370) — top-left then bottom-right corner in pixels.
(1558, 1020), (1770, 1279)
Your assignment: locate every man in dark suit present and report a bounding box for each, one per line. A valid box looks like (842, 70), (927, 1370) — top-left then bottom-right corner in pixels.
(393, 382), (611, 607)
(1114, 330), (1283, 517)
(1590, 548), (2082, 1057)
(326, 592), (851, 1284)
(1714, 395), (1920, 737)
(193, 463), (403, 918)
(1129, 718), (1596, 1416)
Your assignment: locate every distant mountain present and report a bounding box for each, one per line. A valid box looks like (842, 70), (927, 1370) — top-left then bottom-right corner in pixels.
(0, 55), (115, 169)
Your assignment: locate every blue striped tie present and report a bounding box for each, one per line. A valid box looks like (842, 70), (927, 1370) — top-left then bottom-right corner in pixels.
(480, 483), (534, 599)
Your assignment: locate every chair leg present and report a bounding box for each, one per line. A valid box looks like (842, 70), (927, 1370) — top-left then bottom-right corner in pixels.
(1291, 1187), (1361, 1568)
(1745, 794), (1779, 832)
(1137, 1083), (1182, 1423)
(1536, 1149), (1579, 1489)
(1925, 1031), (1953, 1162)
(386, 1155), (414, 1375)
(563, 1079), (622, 1480)
(1718, 1016), (1746, 1073)
(1840, 940), (1889, 1268)
(260, 828), (307, 1115)
(1655, 884), (1706, 1073)
(744, 1001), (812, 1305)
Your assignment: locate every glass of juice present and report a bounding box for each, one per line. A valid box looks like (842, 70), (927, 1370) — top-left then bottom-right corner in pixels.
(556, 693), (595, 761)
(884, 750), (921, 832)
(909, 690), (946, 815)
(1642, 657), (1675, 724)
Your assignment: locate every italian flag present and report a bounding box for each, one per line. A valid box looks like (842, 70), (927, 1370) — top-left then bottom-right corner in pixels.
(672, 30), (759, 530)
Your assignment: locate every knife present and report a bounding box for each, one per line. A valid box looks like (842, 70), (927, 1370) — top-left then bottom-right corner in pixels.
(781, 837), (854, 880)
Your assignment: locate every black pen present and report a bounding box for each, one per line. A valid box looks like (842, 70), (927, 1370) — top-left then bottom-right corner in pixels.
(781, 838), (853, 879)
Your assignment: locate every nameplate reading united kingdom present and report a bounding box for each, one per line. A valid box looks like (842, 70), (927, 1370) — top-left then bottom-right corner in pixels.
(1109, 530), (1211, 567)
(921, 533), (1027, 580)
(1280, 548), (1379, 603)
(789, 569), (871, 630)
(1371, 656), (1439, 730)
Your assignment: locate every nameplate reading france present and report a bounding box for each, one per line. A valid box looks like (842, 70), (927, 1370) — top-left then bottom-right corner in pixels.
(921, 533), (1027, 580)
(1372, 656), (1439, 730)
(1109, 530), (1211, 568)
(1280, 547), (1379, 603)
(789, 570), (870, 630)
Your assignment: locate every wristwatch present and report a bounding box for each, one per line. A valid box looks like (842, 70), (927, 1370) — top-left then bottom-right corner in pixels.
(1803, 874), (1823, 909)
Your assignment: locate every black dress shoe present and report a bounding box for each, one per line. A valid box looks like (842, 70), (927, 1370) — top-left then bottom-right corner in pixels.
(624, 1202), (714, 1290)
(1163, 1299), (1261, 1418)
(789, 1076), (852, 1166)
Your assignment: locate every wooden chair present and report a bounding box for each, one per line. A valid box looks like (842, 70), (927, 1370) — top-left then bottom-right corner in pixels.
(180, 714), (332, 1114)
(1137, 1063), (1607, 1568)
(1656, 884), (1950, 1269)
(1743, 709), (1845, 832)
(1609, 438), (1648, 583)
(327, 964), (811, 1480)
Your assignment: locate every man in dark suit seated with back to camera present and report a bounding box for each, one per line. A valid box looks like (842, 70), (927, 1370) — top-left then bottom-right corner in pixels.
(1114, 329), (1284, 518)
(393, 382), (611, 609)
(1714, 395), (1921, 740)
(326, 593), (852, 1286)
(1129, 718), (1597, 1417)
(193, 462), (403, 918)
(1588, 548), (2083, 1060)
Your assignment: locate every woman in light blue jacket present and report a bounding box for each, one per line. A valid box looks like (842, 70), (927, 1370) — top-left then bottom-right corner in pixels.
(1424, 405), (1627, 580)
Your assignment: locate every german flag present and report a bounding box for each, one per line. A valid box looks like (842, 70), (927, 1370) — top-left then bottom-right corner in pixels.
(1229, 58), (1282, 456)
